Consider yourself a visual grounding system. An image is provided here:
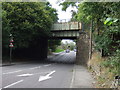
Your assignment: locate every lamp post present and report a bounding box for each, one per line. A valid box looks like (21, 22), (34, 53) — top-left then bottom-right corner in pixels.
(9, 34), (14, 64)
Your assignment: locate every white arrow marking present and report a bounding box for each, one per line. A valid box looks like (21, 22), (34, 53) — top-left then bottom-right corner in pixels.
(38, 76), (52, 82)
(46, 70), (55, 77)
(38, 70), (55, 82)
(17, 73), (33, 77)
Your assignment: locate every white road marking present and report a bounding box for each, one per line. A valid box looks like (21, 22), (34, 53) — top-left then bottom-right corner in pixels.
(38, 76), (52, 82)
(17, 73), (33, 77)
(3, 70), (22, 75)
(46, 70), (55, 77)
(3, 80), (23, 88)
(3, 66), (41, 75)
(70, 65), (75, 88)
(38, 70), (56, 82)
(44, 64), (51, 67)
(29, 66), (41, 70)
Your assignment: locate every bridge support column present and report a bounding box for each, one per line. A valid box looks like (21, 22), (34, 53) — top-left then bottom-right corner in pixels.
(76, 33), (90, 65)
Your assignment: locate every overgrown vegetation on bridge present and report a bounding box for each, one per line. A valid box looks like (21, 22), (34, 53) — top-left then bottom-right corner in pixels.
(60, 1), (120, 88)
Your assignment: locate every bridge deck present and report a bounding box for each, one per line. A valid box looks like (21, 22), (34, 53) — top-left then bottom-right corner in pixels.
(51, 22), (82, 31)
(51, 22), (82, 38)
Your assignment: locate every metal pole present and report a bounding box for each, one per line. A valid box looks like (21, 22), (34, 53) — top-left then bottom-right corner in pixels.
(9, 34), (13, 65)
(10, 47), (12, 64)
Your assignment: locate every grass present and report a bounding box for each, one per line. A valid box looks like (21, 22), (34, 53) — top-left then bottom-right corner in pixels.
(54, 49), (64, 53)
(88, 51), (119, 88)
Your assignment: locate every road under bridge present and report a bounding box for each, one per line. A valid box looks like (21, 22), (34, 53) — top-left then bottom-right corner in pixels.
(14, 21), (90, 65)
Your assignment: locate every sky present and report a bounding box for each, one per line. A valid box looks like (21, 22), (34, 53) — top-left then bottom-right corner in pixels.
(47, 0), (77, 22)
(61, 39), (76, 45)
(47, 0), (77, 44)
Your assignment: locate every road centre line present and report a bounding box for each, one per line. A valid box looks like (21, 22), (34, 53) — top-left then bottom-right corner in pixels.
(44, 64), (51, 67)
(3, 66), (41, 75)
(3, 70), (22, 75)
(3, 80), (23, 88)
(29, 66), (41, 70)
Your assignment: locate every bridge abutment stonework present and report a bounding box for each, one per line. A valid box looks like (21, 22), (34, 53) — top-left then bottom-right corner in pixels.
(76, 33), (90, 65)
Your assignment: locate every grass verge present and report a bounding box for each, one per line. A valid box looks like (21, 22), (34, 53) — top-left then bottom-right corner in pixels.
(54, 49), (64, 53)
(87, 51), (119, 88)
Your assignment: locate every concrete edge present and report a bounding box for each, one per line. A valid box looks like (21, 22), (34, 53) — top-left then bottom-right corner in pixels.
(70, 64), (75, 88)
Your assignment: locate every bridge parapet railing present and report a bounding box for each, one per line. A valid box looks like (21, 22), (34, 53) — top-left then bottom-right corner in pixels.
(51, 22), (82, 31)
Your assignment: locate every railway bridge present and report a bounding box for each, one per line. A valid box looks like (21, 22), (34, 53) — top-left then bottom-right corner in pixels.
(22, 21), (90, 65)
(50, 21), (90, 65)
(51, 22), (82, 39)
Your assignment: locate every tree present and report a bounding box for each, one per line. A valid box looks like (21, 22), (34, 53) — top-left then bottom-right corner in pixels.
(48, 39), (61, 52)
(60, 1), (120, 55)
(2, 2), (58, 57)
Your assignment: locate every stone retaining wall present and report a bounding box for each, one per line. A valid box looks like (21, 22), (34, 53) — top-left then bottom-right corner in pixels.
(76, 33), (90, 65)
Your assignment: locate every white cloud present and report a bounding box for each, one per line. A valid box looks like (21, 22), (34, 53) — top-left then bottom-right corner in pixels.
(47, 0), (73, 22)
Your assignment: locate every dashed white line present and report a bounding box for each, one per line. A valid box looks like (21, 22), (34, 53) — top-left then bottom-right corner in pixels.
(44, 64), (51, 67)
(3, 66), (41, 75)
(17, 73), (33, 77)
(29, 66), (41, 70)
(3, 70), (22, 75)
(3, 80), (23, 88)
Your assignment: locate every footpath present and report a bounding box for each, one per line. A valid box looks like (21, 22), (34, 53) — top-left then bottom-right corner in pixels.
(71, 65), (95, 88)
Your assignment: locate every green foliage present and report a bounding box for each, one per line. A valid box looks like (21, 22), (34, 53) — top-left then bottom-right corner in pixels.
(2, 2), (58, 49)
(48, 40), (61, 52)
(104, 17), (119, 26)
(94, 31), (113, 55)
(60, 2), (120, 55)
(54, 49), (64, 53)
(60, 2), (120, 80)
(101, 50), (120, 75)
(59, 2), (76, 11)
(95, 16), (119, 55)
(61, 41), (76, 50)
(75, 2), (120, 56)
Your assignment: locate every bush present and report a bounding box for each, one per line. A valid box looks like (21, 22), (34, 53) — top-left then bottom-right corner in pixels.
(101, 49), (120, 75)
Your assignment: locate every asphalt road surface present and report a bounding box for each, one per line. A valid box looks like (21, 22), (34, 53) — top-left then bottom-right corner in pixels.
(1, 51), (76, 89)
